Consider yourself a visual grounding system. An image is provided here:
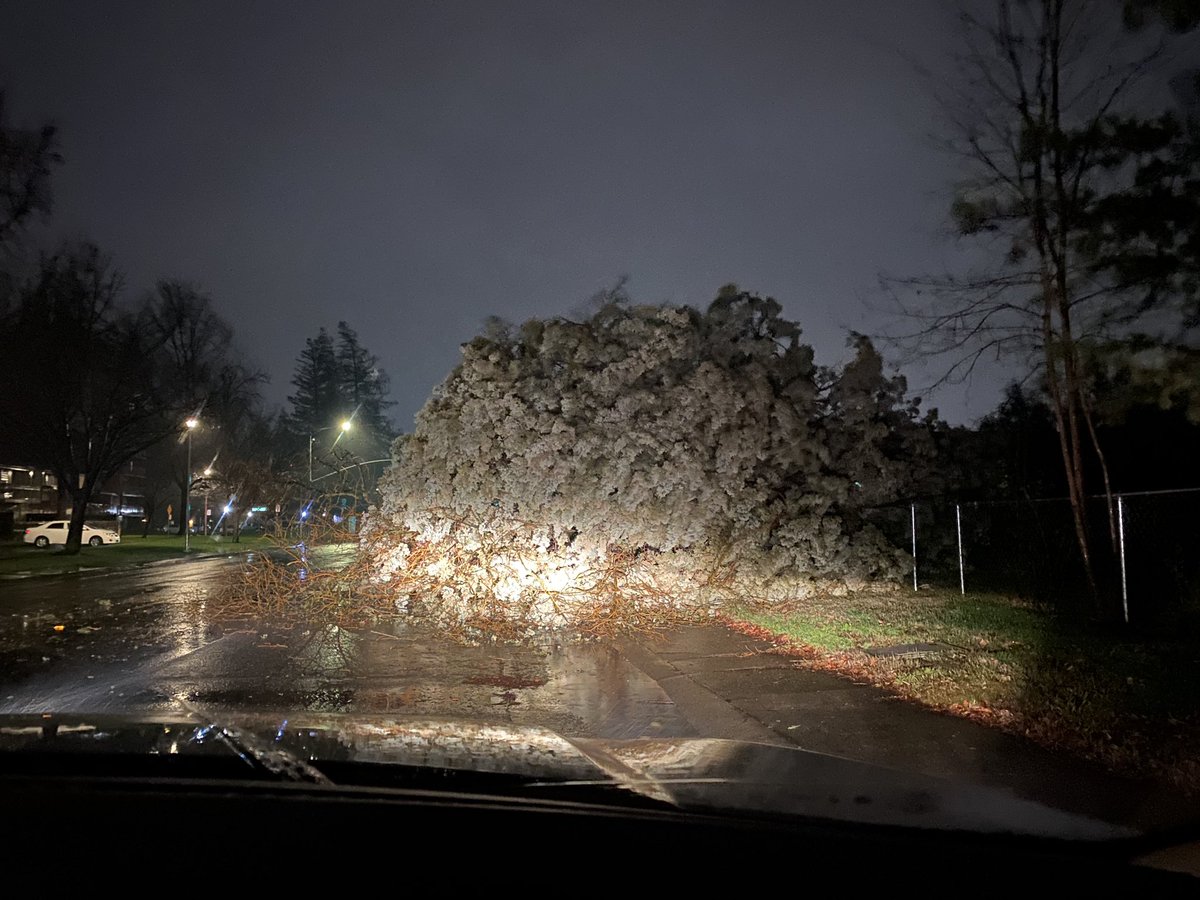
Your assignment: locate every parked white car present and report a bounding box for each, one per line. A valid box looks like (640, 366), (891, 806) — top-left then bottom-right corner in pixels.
(23, 521), (121, 548)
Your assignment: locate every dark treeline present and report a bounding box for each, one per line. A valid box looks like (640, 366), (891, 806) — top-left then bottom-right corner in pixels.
(0, 90), (394, 552)
(884, 384), (1200, 621)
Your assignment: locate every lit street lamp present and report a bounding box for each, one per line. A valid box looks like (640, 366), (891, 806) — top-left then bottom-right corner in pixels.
(309, 419), (353, 482)
(184, 417), (199, 552)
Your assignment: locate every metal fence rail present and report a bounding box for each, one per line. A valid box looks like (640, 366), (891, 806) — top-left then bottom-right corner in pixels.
(864, 488), (1200, 624)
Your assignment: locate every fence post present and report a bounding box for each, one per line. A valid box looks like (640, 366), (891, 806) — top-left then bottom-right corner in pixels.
(956, 503), (965, 595)
(1117, 494), (1128, 624)
(911, 502), (917, 592)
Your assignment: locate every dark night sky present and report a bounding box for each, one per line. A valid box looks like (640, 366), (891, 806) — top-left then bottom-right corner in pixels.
(2, 0), (1012, 427)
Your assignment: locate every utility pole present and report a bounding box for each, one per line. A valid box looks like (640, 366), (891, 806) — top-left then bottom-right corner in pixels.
(184, 417), (198, 551)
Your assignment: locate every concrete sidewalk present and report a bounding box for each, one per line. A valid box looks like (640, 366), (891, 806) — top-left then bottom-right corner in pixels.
(622, 624), (1192, 831)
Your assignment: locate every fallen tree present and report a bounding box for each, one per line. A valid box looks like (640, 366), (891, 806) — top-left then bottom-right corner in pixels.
(356, 287), (932, 636)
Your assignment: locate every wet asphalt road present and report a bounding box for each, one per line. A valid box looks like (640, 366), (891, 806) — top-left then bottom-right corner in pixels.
(0, 556), (692, 739)
(3, 556), (1196, 830)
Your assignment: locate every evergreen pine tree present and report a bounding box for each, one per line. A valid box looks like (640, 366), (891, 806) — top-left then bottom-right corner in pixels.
(336, 320), (394, 446)
(286, 328), (341, 437)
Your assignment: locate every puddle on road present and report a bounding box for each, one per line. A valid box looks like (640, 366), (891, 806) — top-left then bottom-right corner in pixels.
(0, 576), (697, 739)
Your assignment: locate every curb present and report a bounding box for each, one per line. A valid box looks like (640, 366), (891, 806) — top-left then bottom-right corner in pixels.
(0, 547), (264, 581)
(0, 542), (354, 581)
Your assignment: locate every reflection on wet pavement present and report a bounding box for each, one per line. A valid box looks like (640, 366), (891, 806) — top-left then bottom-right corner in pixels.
(0, 558), (694, 739)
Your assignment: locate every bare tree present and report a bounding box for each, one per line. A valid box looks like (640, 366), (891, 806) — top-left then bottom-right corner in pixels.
(885, 0), (1197, 607)
(0, 243), (182, 553)
(144, 280), (264, 535)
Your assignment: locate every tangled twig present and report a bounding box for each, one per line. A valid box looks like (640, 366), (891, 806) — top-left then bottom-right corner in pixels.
(210, 509), (889, 642)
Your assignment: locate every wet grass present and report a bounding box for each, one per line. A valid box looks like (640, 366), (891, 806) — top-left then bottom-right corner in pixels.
(0, 534), (273, 576)
(747, 608), (906, 651)
(732, 589), (1200, 791)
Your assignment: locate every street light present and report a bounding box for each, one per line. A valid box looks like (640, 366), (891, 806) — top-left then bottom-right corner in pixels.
(202, 467), (214, 535)
(308, 419), (353, 482)
(183, 417), (199, 552)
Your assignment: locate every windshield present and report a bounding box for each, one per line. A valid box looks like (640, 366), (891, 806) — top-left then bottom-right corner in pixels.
(1, 0), (1199, 842)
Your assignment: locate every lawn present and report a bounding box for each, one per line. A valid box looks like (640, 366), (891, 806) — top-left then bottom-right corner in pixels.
(0, 533), (273, 576)
(731, 589), (1200, 792)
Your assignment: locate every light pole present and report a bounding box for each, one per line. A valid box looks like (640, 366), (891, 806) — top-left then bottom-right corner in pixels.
(306, 419), (351, 540)
(184, 417), (199, 551)
(202, 466), (213, 536)
(309, 419), (352, 483)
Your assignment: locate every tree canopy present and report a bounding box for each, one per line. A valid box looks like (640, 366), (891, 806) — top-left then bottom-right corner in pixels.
(365, 289), (936, 632)
(287, 328), (342, 437)
(0, 244), (184, 551)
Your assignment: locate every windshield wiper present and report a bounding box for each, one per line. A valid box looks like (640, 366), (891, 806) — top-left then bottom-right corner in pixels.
(210, 724), (331, 785)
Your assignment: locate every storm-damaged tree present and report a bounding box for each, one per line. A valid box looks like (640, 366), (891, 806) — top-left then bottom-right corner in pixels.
(819, 333), (946, 513)
(143, 280), (264, 535)
(885, 0), (1200, 609)
(0, 243), (184, 553)
(366, 285), (939, 632)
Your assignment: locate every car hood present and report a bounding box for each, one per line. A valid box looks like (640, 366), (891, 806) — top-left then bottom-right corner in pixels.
(0, 713), (1148, 841)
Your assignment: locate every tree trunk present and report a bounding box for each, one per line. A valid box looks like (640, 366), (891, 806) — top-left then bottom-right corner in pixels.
(177, 481), (188, 536)
(1081, 399), (1119, 551)
(1023, 9), (1102, 609)
(140, 491), (158, 537)
(1046, 361), (1097, 599)
(63, 489), (91, 555)
(1036, 250), (1099, 603)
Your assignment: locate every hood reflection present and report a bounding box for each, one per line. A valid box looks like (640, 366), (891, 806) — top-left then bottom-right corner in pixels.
(0, 713), (1137, 842)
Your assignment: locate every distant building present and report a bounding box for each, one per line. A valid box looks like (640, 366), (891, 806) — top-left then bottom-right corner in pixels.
(95, 456), (147, 518)
(0, 456), (146, 526)
(0, 464), (60, 522)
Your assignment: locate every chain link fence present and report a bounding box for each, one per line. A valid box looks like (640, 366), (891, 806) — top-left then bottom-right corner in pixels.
(862, 488), (1200, 624)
